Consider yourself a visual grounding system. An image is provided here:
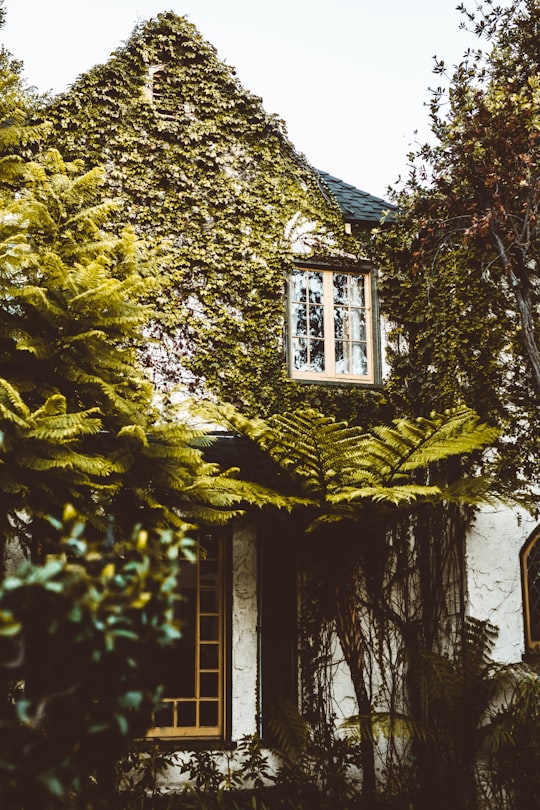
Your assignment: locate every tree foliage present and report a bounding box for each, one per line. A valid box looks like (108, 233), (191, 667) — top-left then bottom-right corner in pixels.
(0, 507), (192, 808)
(374, 0), (540, 485)
(210, 403), (498, 804)
(0, 76), (296, 557)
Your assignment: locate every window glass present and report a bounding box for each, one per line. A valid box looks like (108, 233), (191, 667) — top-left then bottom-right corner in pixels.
(309, 304), (324, 339)
(291, 268), (307, 303)
(350, 275), (365, 307)
(307, 271), (323, 304)
(309, 339), (325, 372)
(147, 533), (225, 738)
(292, 337), (308, 371)
(351, 343), (368, 375)
(333, 273), (348, 304)
(523, 532), (540, 650)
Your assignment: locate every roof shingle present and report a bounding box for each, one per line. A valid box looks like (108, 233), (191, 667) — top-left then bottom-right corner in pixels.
(317, 170), (395, 227)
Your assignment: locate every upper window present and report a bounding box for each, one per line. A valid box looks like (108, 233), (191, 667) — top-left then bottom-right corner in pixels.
(147, 531), (226, 739)
(521, 528), (540, 654)
(288, 266), (378, 384)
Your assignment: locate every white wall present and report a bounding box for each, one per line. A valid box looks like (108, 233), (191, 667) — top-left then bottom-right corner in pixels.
(466, 506), (537, 663)
(230, 520), (259, 739)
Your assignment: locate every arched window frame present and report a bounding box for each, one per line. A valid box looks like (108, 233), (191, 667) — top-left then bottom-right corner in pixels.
(521, 526), (540, 654)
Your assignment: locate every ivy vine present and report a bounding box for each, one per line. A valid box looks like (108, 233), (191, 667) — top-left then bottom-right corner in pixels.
(39, 12), (387, 424)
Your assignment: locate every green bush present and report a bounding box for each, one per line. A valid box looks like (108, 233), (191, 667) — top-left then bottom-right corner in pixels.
(0, 506), (192, 809)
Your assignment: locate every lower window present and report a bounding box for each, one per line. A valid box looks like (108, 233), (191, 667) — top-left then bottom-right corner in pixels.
(147, 531), (226, 738)
(521, 527), (540, 653)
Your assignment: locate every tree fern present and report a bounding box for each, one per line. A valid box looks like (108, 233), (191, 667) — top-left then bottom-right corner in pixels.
(208, 404), (499, 520)
(0, 82), (294, 557)
(267, 699), (311, 763)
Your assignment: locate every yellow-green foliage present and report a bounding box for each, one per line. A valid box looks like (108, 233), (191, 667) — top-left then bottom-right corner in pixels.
(0, 93), (293, 554)
(0, 508), (192, 807)
(207, 403), (498, 521)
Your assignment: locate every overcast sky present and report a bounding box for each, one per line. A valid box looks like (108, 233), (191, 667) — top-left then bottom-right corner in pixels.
(1, 0), (481, 199)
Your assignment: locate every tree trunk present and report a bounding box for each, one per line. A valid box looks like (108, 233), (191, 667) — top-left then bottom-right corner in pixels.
(510, 266), (540, 397)
(493, 232), (540, 398)
(334, 576), (376, 800)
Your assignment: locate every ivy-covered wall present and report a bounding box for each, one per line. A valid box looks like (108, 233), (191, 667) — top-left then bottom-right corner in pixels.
(43, 12), (388, 425)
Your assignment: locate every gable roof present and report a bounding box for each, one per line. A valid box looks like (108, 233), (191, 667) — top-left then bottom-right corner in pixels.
(317, 170), (395, 228)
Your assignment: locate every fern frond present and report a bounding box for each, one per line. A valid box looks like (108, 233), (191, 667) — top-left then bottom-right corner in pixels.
(341, 710), (425, 743)
(267, 699), (310, 763)
(328, 483), (443, 507)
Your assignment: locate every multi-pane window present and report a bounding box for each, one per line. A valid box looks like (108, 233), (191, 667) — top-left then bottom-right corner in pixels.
(289, 267), (375, 383)
(147, 532), (225, 738)
(521, 529), (540, 653)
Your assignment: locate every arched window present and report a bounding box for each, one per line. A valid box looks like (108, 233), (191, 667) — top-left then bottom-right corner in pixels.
(143, 64), (167, 107)
(521, 527), (540, 653)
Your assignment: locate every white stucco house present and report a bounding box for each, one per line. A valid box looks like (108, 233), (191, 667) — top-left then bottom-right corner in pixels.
(39, 12), (540, 796)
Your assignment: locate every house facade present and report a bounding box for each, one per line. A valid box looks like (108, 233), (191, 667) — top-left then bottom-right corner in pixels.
(42, 11), (540, 795)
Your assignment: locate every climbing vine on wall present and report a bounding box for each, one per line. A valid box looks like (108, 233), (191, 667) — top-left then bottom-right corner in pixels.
(41, 12), (387, 423)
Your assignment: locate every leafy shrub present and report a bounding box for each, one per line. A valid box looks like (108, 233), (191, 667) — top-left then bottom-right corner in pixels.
(0, 506), (192, 808)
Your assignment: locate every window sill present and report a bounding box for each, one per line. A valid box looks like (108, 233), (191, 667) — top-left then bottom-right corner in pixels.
(289, 376), (383, 389)
(139, 738), (236, 751)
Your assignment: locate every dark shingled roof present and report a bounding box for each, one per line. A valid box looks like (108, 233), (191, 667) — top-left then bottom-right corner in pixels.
(317, 170), (395, 227)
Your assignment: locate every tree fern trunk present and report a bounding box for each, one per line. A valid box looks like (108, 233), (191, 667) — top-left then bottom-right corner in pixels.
(334, 575), (376, 800)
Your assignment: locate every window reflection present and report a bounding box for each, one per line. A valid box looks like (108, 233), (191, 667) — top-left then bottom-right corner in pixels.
(352, 343), (368, 375)
(293, 337), (308, 371)
(309, 305), (324, 339)
(307, 272), (323, 304)
(292, 269), (307, 303)
(310, 339), (325, 372)
(350, 276), (365, 307)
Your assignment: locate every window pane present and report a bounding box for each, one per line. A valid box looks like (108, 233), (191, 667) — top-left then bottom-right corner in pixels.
(291, 303), (307, 337)
(333, 273), (347, 304)
(291, 269), (306, 302)
(527, 541), (540, 642)
(200, 644), (219, 669)
(351, 343), (368, 375)
(199, 538), (219, 561)
(200, 702), (219, 727)
(350, 309), (366, 341)
(177, 702), (196, 727)
(200, 672), (219, 698)
(309, 304), (324, 338)
(199, 561), (219, 586)
(200, 589), (218, 614)
(350, 275), (365, 306)
(310, 339), (325, 372)
(335, 341), (349, 374)
(334, 306), (344, 339)
(308, 272), (323, 304)
(200, 615), (220, 641)
(293, 338), (308, 371)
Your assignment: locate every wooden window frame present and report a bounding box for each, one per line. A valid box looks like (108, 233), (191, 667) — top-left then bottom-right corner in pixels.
(288, 263), (379, 385)
(147, 532), (227, 740)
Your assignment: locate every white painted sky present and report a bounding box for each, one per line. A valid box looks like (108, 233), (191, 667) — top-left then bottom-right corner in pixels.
(1, 0), (480, 199)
